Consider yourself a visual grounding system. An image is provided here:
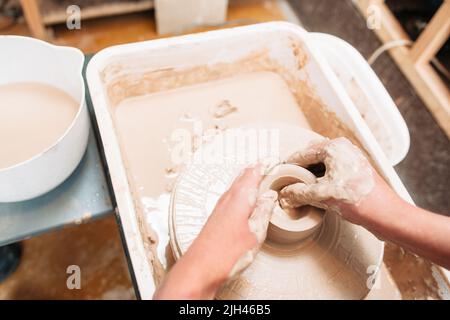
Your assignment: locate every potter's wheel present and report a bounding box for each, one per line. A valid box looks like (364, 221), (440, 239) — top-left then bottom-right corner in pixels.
(169, 125), (383, 299)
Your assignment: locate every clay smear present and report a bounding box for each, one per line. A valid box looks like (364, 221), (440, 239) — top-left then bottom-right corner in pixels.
(280, 137), (375, 213)
(228, 189), (278, 280)
(0, 82), (78, 169)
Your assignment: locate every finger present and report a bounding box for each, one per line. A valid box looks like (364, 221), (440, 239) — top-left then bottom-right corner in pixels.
(218, 164), (265, 216)
(279, 182), (332, 209)
(227, 190), (278, 280)
(248, 190), (278, 244)
(231, 164), (264, 190)
(228, 250), (255, 280)
(278, 182), (308, 208)
(286, 139), (329, 167)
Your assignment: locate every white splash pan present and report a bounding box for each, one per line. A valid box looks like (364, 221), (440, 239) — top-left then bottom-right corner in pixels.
(310, 33), (410, 166)
(86, 22), (449, 299)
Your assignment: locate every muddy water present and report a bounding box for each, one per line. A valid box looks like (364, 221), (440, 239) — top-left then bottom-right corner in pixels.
(0, 82), (78, 169)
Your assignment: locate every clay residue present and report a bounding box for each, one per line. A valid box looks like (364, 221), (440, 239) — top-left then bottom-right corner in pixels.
(213, 100), (238, 119)
(384, 242), (443, 300)
(103, 50), (272, 107)
(104, 45), (363, 151)
(279, 138), (375, 212)
(228, 189), (278, 280)
(290, 39), (308, 70)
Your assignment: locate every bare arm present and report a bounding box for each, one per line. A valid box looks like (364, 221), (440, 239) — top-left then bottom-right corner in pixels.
(280, 137), (450, 269)
(339, 172), (450, 269)
(154, 166), (277, 299)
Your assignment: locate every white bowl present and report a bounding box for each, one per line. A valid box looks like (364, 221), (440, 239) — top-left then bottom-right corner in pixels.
(0, 36), (90, 202)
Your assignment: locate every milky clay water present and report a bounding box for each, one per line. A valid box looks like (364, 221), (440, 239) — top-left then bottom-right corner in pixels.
(0, 82), (78, 169)
(111, 69), (446, 299)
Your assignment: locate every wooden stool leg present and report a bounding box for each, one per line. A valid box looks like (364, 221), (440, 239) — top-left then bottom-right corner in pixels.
(410, 1), (450, 65)
(20, 0), (47, 39)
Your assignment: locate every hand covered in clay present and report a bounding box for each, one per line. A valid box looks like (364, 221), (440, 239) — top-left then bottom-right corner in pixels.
(154, 165), (277, 300)
(277, 138), (450, 271)
(207, 165), (278, 280)
(279, 137), (375, 222)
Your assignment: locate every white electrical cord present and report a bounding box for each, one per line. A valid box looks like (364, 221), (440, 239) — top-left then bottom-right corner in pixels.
(368, 39), (413, 65)
(368, 39), (450, 82)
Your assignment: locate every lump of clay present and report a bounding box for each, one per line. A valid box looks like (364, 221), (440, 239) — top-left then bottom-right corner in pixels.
(259, 164), (325, 244)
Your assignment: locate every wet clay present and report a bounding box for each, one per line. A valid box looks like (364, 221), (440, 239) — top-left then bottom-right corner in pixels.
(171, 125), (384, 299)
(228, 189), (278, 280)
(280, 138), (375, 214)
(0, 82), (78, 169)
(260, 164), (325, 244)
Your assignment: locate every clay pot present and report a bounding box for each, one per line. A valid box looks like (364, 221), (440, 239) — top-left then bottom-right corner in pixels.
(260, 164), (324, 244)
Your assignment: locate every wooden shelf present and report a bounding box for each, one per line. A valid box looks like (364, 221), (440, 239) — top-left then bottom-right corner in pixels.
(20, 0), (154, 39)
(40, 0), (154, 25)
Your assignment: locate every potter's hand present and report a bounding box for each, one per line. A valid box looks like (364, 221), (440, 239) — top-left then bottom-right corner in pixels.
(279, 137), (450, 270)
(204, 165), (278, 280)
(154, 165), (277, 300)
(279, 137), (374, 222)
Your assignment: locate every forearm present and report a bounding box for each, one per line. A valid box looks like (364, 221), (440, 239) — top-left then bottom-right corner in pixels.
(153, 246), (226, 300)
(154, 215), (247, 300)
(280, 137), (450, 269)
(347, 176), (450, 269)
(365, 202), (450, 269)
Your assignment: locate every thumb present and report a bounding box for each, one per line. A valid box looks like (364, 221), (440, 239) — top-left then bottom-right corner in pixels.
(249, 190), (278, 244)
(228, 190), (277, 280)
(279, 182), (330, 210)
